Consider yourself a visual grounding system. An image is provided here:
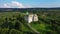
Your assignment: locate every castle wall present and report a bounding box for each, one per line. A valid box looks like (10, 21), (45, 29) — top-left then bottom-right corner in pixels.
(24, 14), (38, 23)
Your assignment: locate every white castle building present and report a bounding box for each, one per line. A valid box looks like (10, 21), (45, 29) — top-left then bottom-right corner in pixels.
(24, 12), (38, 23)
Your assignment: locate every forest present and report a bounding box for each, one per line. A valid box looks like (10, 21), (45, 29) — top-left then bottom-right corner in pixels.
(0, 8), (60, 34)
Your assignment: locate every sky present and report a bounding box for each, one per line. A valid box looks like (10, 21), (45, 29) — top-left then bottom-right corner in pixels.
(0, 0), (60, 8)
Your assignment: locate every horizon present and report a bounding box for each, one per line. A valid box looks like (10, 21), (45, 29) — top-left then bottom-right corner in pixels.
(0, 0), (60, 8)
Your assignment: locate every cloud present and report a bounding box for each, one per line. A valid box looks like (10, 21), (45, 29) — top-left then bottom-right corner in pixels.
(0, 1), (31, 8)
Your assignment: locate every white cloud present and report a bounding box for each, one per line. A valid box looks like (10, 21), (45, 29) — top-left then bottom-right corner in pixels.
(0, 1), (31, 8)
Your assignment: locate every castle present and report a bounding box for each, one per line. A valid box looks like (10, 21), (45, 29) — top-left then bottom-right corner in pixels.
(24, 12), (38, 23)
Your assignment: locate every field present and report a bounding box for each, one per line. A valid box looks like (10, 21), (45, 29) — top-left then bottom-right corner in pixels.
(0, 10), (60, 34)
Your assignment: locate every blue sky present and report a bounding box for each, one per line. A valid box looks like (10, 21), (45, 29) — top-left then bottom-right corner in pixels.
(0, 0), (60, 8)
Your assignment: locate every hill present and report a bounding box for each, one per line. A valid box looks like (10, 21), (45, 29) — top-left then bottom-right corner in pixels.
(0, 8), (60, 12)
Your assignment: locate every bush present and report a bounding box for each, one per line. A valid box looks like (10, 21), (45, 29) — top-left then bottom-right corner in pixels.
(9, 29), (23, 34)
(0, 28), (9, 34)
